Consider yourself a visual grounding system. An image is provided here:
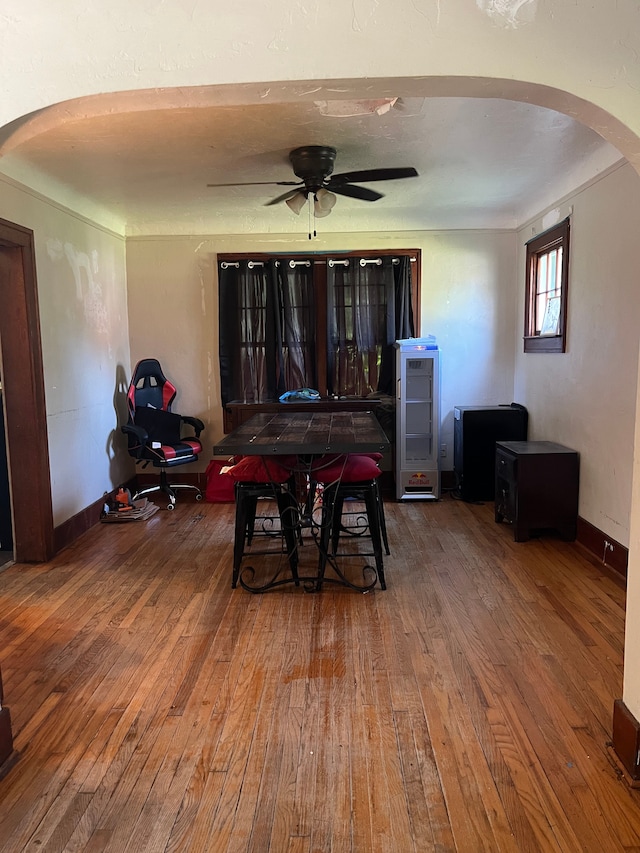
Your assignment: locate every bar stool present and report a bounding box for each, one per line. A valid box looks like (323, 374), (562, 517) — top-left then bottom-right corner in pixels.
(311, 453), (388, 590)
(224, 456), (300, 588)
(308, 453), (389, 554)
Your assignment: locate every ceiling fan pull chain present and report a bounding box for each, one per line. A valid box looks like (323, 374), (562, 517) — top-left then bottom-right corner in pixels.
(308, 194), (315, 240)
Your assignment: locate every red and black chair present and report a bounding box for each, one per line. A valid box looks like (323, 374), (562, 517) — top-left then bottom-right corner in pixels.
(122, 358), (204, 510)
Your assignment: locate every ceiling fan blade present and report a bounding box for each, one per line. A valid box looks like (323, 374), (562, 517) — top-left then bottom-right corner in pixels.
(207, 180), (301, 187)
(328, 167), (419, 184)
(331, 184), (384, 202)
(264, 188), (308, 207)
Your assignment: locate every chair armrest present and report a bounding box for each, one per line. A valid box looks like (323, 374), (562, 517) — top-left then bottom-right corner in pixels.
(181, 416), (204, 437)
(121, 423), (149, 458)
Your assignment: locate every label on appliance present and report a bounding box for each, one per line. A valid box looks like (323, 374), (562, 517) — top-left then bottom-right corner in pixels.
(408, 472), (432, 486)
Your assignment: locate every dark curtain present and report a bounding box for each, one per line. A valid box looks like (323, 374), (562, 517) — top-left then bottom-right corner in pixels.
(327, 256), (414, 397)
(276, 261), (317, 393)
(218, 260), (315, 405)
(378, 255), (415, 395)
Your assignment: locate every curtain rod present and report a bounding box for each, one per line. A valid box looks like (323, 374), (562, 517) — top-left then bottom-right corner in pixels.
(328, 257), (415, 267)
(220, 259), (312, 270)
(220, 256), (416, 270)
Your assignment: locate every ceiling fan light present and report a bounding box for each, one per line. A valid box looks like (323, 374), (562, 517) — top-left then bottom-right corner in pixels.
(313, 203), (332, 219)
(285, 191), (308, 215)
(315, 188), (337, 211)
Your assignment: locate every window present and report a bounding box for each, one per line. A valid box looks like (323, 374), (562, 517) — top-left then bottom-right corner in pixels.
(524, 218), (570, 353)
(218, 250), (419, 404)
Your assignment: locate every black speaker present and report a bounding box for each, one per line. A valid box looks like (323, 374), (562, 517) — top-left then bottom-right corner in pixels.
(454, 404), (528, 502)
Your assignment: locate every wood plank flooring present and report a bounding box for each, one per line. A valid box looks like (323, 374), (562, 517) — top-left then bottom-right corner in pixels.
(0, 494), (638, 852)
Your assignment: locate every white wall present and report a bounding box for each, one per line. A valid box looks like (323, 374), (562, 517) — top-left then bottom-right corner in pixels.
(422, 231), (518, 452)
(514, 161), (640, 549)
(0, 176), (132, 526)
(125, 230), (517, 470)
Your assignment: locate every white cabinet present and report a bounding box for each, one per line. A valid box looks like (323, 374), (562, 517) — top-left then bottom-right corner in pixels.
(395, 339), (440, 500)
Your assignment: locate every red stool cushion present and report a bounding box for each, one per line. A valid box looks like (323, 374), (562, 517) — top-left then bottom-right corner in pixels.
(310, 453), (382, 484)
(353, 452), (383, 462)
(224, 455), (296, 484)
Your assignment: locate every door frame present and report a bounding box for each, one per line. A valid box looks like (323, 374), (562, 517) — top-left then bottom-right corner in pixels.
(0, 218), (54, 562)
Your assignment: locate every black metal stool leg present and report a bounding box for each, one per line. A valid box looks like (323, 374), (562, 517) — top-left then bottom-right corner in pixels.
(363, 483), (386, 589)
(232, 484), (249, 588)
(245, 494), (258, 545)
(331, 491), (346, 554)
(317, 484), (337, 590)
(373, 479), (390, 555)
(276, 488), (300, 585)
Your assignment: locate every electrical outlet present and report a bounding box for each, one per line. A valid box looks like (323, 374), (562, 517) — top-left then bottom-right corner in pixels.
(440, 444), (447, 458)
(603, 539), (615, 564)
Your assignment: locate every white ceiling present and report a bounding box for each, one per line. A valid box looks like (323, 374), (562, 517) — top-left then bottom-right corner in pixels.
(0, 93), (623, 236)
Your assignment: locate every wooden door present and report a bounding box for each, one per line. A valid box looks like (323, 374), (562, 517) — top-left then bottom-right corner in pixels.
(0, 218), (54, 563)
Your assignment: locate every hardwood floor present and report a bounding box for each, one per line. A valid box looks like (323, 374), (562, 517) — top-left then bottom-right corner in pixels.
(0, 494), (637, 852)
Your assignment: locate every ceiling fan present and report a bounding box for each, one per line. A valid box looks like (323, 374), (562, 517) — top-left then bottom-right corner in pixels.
(207, 145), (419, 217)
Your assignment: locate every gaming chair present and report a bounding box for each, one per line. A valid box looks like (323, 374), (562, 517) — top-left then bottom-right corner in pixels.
(121, 358), (204, 509)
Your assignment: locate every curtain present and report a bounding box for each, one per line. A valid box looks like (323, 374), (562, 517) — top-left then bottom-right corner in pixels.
(327, 256), (414, 397)
(277, 261), (317, 393)
(218, 260), (316, 405)
(378, 255), (415, 395)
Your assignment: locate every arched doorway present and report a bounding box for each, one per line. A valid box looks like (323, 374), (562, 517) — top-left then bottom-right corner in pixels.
(0, 218), (54, 563)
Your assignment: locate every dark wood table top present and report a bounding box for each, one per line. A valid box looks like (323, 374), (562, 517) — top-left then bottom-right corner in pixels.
(213, 410), (390, 456)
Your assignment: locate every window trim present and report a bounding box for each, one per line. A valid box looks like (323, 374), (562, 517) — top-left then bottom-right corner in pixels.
(523, 218), (570, 354)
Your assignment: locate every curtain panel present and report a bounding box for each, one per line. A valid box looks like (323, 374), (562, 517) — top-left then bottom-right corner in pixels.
(327, 255), (414, 396)
(218, 260), (316, 405)
(218, 253), (415, 404)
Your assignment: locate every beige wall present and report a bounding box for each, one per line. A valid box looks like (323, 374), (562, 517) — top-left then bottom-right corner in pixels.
(125, 229), (517, 470)
(515, 161), (640, 550)
(0, 176), (131, 526)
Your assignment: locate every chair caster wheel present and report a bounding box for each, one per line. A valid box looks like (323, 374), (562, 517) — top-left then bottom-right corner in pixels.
(166, 503), (175, 511)
(195, 493), (203, 501)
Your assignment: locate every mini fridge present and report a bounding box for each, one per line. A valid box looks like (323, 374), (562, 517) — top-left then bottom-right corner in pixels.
(395, 338), (440, 500)
(453, 404), (528, 502)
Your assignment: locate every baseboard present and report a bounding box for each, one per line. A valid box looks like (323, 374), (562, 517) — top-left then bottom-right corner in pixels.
(0, 706), (14, 769)
(53, 478), (137, 554)
(575, 516), (628, 580)
(611, 699), (640, 785)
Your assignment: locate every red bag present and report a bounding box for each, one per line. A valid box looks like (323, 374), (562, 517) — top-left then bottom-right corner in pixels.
(204, 459), (236, 502)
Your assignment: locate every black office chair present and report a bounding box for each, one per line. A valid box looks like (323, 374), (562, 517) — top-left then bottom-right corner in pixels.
(121, 358), (204, 510)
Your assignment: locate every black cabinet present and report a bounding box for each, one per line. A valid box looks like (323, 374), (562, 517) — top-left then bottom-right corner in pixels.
(454, 404), (528, 501)
(495, 441), (579, 542)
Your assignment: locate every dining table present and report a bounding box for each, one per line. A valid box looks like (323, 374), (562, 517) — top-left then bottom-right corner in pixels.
(213, 409), (390, 457)
(213, 409), (391, 592)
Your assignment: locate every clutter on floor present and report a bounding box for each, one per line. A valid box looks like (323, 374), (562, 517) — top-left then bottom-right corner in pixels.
(100, 489), (159, 523)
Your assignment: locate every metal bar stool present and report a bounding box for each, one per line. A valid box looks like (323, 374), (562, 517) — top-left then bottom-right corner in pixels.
(224, 456), (300, 589)
(311, 454), (388, 590)
(308, 453), (389, 554)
